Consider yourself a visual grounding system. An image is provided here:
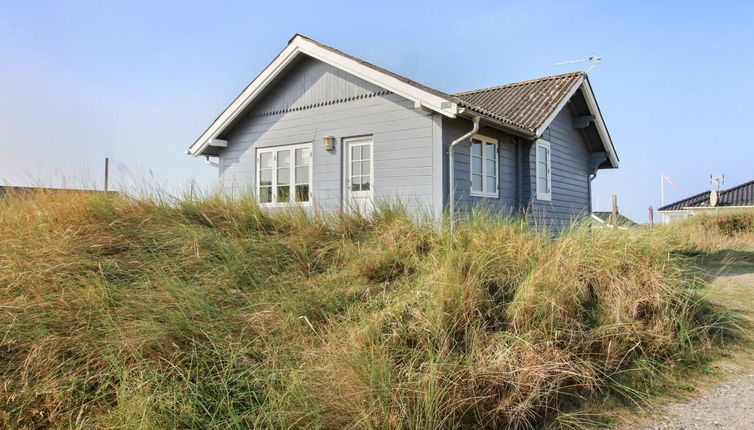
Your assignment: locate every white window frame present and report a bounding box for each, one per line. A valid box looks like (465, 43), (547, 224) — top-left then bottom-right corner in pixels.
(342, 135), (375, 213)
(256, 143), (313, 207)
(469, 134), (499, 198)
(535, 139), (552, 201)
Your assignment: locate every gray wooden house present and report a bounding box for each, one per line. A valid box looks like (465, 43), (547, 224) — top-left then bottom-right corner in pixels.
(188, 35), (619, 227)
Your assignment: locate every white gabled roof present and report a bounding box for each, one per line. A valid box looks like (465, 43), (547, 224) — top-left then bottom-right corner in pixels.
(187, 34), (462, 156)
(188, 34), (619, 169)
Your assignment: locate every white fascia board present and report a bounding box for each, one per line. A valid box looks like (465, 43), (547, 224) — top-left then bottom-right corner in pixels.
(187, 36), (459, 156)
(187, 42), (300, 156)
(659, 206), (754, 213)
(534, 76), (619, 169)
(295, 38), (459, 117)
(580, 79), (619, 168)
(684, 206), (754, 211)
(535, 75), (584, 137)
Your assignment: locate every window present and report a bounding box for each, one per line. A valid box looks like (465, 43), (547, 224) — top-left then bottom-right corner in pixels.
(256, 143), (312, 205)
(536, 140), (551, 201)
(470, 135), (498, 197)
(349, 142), (371, 192)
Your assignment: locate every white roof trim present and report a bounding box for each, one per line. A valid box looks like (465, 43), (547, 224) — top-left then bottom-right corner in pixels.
(580, 78), (619, 168)
(188, 35), (460, 156)
(659, 205), (754, 213)
(590, 213), (629, 229)
(534, 76), (618, 168)
(684, 205), (752, 211)
(535, 75), (584, 137)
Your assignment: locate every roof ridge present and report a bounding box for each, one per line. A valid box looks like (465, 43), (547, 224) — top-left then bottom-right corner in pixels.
(658, 189), (712, 211)
(289, 34), (460, 102)
(659, 179), (754, 211)
(453, 71), (584, 96)
(720, 179), (754, 194)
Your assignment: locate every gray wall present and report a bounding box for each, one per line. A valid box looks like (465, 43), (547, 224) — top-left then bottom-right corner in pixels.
(217, 55), (438, 215)
(215, 54), (595, 227)
(442, 117), (518, 217)
(442, 107), (592, 228)
(527, 107), (592, 229)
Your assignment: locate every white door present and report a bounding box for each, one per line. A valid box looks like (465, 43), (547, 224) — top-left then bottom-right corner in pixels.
(345, 137), (373, 214)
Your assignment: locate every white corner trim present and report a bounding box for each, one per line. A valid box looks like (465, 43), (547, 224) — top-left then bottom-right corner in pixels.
(187, 35), (459, 156)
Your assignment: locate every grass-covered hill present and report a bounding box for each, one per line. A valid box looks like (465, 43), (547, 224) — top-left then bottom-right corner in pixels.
(0, 192), (749, 429)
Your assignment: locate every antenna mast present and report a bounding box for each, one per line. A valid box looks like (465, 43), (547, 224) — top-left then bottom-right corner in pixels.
(554, 55), (602, 73)
(710, 174), (725, 191)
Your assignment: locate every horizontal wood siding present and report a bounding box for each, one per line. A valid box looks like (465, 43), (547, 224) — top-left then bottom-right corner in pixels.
(249, 56), (385, 115)
(217, 57), (435, 214)
(528, 107), (591, 229)
(443, 117), (517, 216)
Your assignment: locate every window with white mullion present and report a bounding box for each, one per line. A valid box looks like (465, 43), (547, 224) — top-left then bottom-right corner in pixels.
(470, 136), (498, 197)
(258, 152), (274, 203)
(349, 144), (371, 192)
(293, 147), (310, 202)
(535, 140), (552, 201)
(257, 144), (311, 205)
(276, 149), (291, 202)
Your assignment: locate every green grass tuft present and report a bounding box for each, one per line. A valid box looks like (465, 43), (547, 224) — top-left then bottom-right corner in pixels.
(0, 190), (748, 429)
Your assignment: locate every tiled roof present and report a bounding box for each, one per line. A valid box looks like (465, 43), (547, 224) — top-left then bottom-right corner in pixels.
(658, 180), (754, 211)
(192, 34), (617, 166)
(299, 35), (585, 137)
(453, 72), (585, 135)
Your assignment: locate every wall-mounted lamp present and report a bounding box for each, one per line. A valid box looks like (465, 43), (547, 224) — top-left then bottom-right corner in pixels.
(323, 136), (336, 151)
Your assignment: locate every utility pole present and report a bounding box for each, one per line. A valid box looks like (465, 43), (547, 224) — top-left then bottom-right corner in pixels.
(104, 157), (109, 192)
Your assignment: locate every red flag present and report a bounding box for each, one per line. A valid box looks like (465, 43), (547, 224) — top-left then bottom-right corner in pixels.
(661, 174), (678, 191)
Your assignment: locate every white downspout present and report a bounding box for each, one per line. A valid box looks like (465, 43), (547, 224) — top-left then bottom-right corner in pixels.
(448, 116), (480, 230)
(205, 156), (219, 168)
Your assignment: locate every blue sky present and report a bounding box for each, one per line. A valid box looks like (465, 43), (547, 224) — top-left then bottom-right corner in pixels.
(1, 0), (752, 221)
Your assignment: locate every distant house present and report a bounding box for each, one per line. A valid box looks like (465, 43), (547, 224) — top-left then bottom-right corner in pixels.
(591, 211), (639, 229)
(187, 34), (619, 229)
(658, 179), (754, 223)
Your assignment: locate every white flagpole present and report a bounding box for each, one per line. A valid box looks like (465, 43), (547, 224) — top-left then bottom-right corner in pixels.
(660, 174), (665, 224)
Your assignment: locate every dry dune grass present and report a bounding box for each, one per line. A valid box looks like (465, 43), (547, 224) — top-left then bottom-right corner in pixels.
(0, 190), (746, 429)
